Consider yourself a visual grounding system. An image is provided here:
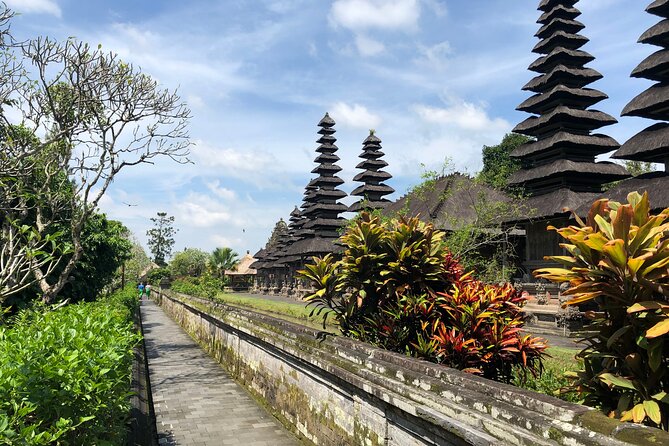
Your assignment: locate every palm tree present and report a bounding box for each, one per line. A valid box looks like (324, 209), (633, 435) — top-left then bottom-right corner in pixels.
(209, 247), (239, 279)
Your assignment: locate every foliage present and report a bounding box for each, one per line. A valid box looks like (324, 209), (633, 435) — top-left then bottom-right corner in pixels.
(147, 212), (177, 266)
(171, 275), (224, 300)
(147, 267), (170, 284)
(395, 163), (524, 283)
(57, 214), (132, 302)
(535, 192), (669, 430)
(170, 248), (210, 278)
(119, 232), (152, 286)
(0, 286), (141, 444)
(0, 3), (191, 303)
(477, 133), (532, 190)
(209, 247), (239, 279)
(625, 161), (655, 178)
(514, 347), (582, 404)
(300, 212), (547, 383)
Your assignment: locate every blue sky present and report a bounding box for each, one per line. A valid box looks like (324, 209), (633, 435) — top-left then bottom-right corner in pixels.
(7, 0), (655, 257)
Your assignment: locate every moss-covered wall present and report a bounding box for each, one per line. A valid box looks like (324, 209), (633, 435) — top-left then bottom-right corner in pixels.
(156, 291), (669, 446)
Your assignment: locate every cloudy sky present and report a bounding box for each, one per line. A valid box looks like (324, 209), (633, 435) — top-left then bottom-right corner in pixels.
(6, 0), (655, 257)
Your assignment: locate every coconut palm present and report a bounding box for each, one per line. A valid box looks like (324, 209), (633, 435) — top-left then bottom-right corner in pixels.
(209, 247), (239, 279)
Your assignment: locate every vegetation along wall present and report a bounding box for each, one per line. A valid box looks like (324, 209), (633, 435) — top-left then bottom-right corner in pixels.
(154, 290), (669, 446)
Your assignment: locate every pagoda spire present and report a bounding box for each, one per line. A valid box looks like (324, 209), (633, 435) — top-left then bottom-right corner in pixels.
(349, 130), (395, 212)
(508, 0), (628, 215)
(301, 113), (348, 237)
(613, 0), (669, 172)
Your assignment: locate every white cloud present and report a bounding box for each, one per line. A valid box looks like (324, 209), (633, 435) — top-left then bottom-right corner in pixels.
(331, 102), (382, 129)
(413, 100), (510, 133)
(6, 0), (61, 17)
(355, 35), (385, 56)
(329, 0), (421, 32)
(206, 180), (237, 201)
(414, 41), (452, 70)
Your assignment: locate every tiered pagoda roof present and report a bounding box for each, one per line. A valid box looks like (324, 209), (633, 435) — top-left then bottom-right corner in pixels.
(284, 113), (348, 259)
(509, 0), (628, 217)
(250, 218), (289, 270)
(613, 0), (669, 170)
(300, 113), (348, 237)
(349, 131), (395, 212)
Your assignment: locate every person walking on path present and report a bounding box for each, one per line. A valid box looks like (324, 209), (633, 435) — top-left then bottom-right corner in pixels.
(138, 282), (145, 299)
(145, 283), (151, 299)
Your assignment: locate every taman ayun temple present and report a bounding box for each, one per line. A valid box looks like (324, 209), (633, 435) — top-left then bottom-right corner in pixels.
(251, 114), (349, 296)
(249, 0), (669, 336)
(509, 0), (629, 274)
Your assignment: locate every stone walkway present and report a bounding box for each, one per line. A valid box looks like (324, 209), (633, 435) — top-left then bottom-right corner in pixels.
(140, 298), (300, 446)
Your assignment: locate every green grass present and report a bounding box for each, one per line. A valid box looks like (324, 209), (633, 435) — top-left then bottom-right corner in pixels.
(210, 293), (338, 332)
(514, 346), (583, 403)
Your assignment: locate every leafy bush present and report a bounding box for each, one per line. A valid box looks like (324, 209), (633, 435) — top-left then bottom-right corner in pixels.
(147, 266), (170, 284)
(536, 192), (669, 430)
(0, 286), (141, 444)
(171, 275), (223, 299)
(300, 212), (546, 383)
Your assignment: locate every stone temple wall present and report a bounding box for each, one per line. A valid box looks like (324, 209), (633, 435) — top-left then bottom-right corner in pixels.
(154, 289), (668, 446)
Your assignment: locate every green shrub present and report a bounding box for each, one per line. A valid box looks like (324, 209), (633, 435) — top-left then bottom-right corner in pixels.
(300, 212), (546, 383)
(536, 192), (669, 430)
(0, 286), (141, 444)
(171, 275), (223, 299)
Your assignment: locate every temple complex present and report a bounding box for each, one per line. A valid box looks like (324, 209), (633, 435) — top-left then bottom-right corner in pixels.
(509, 0), (628, 275)
(349, 131), (394, 212)
(252, 113), (348, 297)
(603, 0), (669, 208)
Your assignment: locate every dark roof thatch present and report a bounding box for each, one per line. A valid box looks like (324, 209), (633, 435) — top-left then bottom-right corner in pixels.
(512, 107), (617, 137)
(516, 85), (607, 114)
(648, 0), (669, 18)
(631, 49), (669, 81)
(621, 83), (669, 119)
(639, 19), (669, 46)
(615, 2), (669, 167)
(535, 18), (584, 39)
(384, 174), (515, 232)
(612, 122), (669, 162)
(576, 172), (669, 214)
(533, 31), (588, 54)
(537, 5), (580, 24)
(508, 160), (628, 185)
(510, 132), (618, 159)
(522, 65), (602, 92)
(529, 47), (594, 73)
(538, 0), (577, 12)
(511, 188), (600, 221)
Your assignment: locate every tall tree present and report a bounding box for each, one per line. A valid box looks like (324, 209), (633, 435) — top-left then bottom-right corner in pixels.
(209, 247), (239, 278)
(146, 212), (176, 266)
(477, 133), (532, 190)
(169, 248), (210, 278)
(0, 4), (191, 303)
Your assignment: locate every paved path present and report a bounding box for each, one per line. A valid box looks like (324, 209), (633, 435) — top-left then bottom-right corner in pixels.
(141, 298), (300, 446)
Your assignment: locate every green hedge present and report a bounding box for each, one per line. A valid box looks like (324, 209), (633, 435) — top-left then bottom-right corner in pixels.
(0, 287), (141, 445)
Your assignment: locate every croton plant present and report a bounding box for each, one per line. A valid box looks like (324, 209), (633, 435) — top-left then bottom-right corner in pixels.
(535, 192), (669, 430)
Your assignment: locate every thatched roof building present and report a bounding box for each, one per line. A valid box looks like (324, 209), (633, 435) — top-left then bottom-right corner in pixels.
(349, 131), (394, 212)
(605, 0), (669, 209)
(509, 0), (628, 218)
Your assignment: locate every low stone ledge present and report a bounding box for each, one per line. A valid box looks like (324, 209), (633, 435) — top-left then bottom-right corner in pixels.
(157, 291), (669, 446)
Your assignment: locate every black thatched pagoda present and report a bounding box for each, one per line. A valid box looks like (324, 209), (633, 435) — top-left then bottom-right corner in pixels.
(349, 131), (395, 212)
(251, 218), (289, 293)
(253, 114), (348, 297)
(603, 0), (669, 208)
(510, 0), (629, 275)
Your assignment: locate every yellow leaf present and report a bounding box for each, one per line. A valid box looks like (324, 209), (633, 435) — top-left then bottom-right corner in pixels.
(646, 318), (669, 339)
(632, 403), (646, 423)
(602, 239), (627, 269)
(643, 400), (662, 425)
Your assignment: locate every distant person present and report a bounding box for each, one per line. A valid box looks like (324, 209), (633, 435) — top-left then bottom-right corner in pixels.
(145, 283), (151, 299)
(138, 282), (145, 299)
